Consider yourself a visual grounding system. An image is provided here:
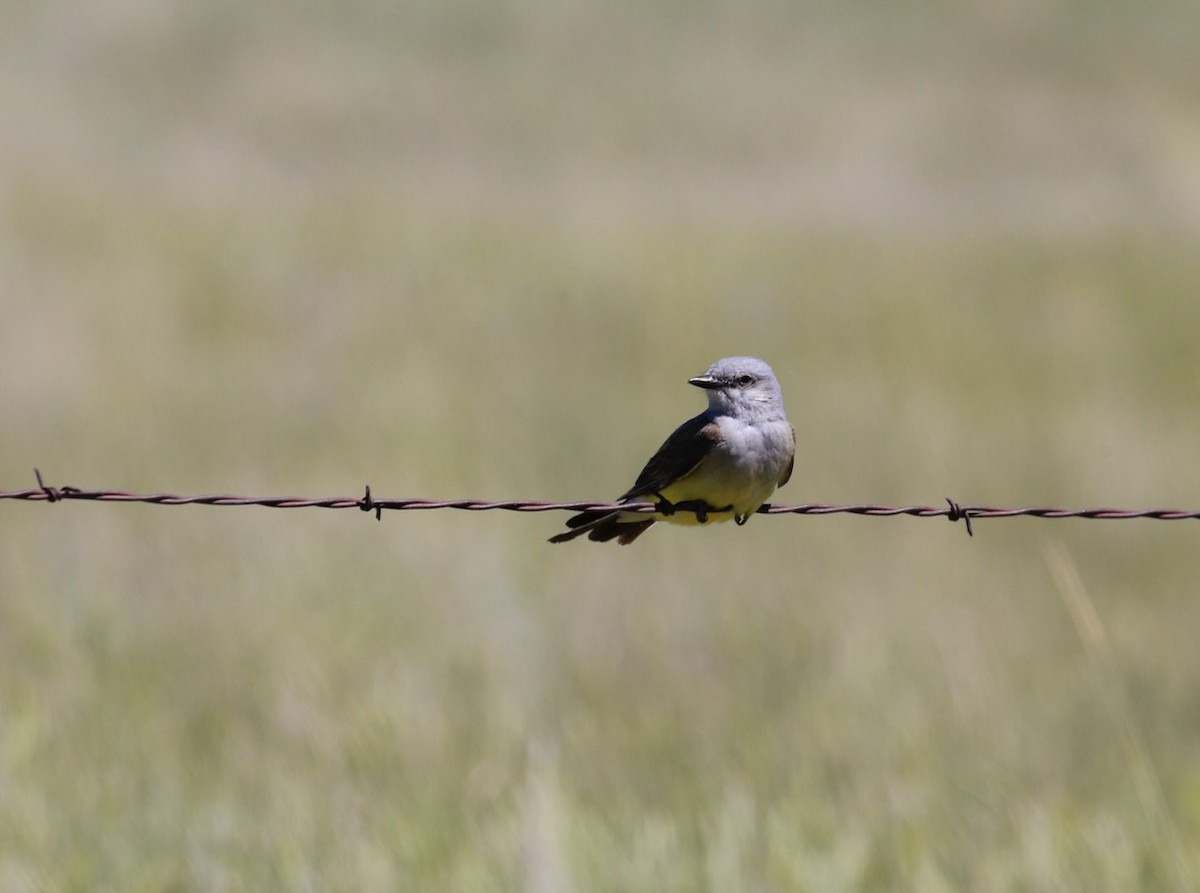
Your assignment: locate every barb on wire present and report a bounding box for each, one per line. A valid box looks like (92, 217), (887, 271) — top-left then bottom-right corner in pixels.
(3, 469), (1200, 537)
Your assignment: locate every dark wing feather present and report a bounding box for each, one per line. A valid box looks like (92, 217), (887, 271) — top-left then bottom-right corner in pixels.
(548, 414), (720, 545)
(777, 425), (796, 487)
(619, 413), (722, 502)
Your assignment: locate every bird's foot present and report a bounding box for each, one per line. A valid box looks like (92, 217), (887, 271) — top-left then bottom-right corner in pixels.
(652, 493), (678, 516)
(655, 495), (710, 521)
(666, 499), (734, 524)
(734, 513), (749, 526)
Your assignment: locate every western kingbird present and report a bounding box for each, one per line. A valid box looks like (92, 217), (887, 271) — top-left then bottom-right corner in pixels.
(549, 356), (795, 545)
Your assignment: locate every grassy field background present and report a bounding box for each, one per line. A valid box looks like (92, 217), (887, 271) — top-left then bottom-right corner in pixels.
(3, 1), (1200, 889)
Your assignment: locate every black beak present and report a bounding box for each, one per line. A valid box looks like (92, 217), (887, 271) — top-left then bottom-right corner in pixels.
(688, 374), (721, 390)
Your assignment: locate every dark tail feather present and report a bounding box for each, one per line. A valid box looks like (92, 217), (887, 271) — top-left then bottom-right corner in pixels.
(591, 518), (654, 544)
(565, 510), (608, 529)
(548, 511), (655, 545)
(548, 510), (612, 543)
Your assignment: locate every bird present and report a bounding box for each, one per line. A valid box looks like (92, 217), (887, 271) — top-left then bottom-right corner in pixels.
(549, 356), (795, 545)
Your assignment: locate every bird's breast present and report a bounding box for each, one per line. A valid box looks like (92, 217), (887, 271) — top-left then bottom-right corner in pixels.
(656, 418), (794, 524)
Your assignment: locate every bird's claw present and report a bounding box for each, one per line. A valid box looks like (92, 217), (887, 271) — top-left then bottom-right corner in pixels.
(670, 499), (709, 522)
(652, 493), (677, 516)
(654, 496), (739, 525)
(655, 495), (710, 522)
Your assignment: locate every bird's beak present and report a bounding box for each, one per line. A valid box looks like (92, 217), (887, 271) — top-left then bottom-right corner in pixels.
(688, 374), (721, 390)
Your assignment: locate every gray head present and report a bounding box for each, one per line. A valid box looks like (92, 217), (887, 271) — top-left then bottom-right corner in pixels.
(688, 356), (786, 419)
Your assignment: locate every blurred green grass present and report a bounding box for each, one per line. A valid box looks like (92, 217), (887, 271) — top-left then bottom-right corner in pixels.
(3, 1), (1200, 890)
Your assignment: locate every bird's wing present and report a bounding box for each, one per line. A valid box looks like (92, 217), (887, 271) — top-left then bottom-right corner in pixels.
(778, 424), (796, 487)
(619, 413), (722, 502)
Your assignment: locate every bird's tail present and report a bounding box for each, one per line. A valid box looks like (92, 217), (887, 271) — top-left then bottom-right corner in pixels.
(548, 510), (655, 545)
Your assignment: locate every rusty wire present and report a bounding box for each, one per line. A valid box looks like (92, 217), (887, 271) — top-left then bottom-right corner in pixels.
(2, 470), (1199, 538)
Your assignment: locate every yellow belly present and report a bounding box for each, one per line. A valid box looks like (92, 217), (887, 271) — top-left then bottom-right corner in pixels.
(614, 416), (794, 529)
(623, 475), (777, 527)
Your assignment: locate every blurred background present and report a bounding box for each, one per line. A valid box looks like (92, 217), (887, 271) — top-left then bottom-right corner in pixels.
(3, 1), (1200, 889)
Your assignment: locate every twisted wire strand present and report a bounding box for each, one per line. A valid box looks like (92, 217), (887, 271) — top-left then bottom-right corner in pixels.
(3, 470), (1198, 537)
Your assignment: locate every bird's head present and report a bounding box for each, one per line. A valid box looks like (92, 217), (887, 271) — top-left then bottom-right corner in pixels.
(689, 356), (785, 419)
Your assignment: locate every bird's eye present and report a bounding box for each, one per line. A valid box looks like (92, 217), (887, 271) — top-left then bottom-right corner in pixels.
(737, 374), (754, 386)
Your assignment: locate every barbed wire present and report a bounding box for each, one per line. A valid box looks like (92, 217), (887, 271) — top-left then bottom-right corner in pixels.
(3, 470), (1200, 538)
